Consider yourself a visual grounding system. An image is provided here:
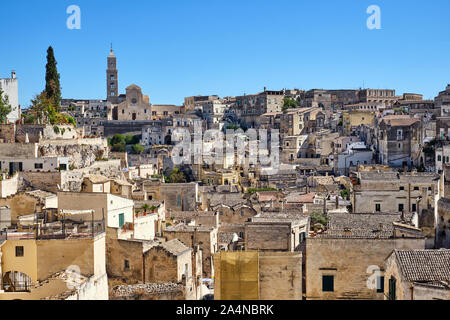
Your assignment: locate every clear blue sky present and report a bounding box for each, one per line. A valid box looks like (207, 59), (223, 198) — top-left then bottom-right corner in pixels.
(1, 0), (449, 107)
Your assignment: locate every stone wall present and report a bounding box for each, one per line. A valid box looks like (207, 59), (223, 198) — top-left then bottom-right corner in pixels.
(20, 172), (62, 193)
(0, 143), (38, 158)
(0, 124), (15, 143)
(106, 228), (144, 282)
(0, 174), (18, 198)
(305, 237), (425, 300)
(245, 223), (291, 251)
(15, 125), (45, 143)
(164, 229), (216, 278)
(103, 120), (156, 137)
(110, 283), (186, 300)
(38, 139), (109, 169)
(259, 252), (303, 300)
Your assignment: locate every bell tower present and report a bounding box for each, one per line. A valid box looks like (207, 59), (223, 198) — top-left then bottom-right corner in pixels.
(107, 45), (118, 102)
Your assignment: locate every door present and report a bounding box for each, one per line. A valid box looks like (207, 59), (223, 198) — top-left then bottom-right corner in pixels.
(389, 276), (396, 300)
(119, 213), (125, 228)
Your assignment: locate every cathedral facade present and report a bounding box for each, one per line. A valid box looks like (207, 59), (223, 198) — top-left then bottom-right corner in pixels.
(107, 48), (152, 121)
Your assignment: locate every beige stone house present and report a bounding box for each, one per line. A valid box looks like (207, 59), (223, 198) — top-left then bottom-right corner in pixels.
(384, 249), (450, 300)
(164, 224), (218, 278)
(306, 213), (426, 300)
(245, 213), (309, 252)
(80, 174), (111, 193)
(0, 229), (108, 300)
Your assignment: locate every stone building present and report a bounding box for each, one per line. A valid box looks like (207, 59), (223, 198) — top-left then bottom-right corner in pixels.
(116, 85), (152, 121)
(384, 249), (450, 300)
(342, 110), (375, 135)
(106, 47), (119, 102)
(306, 213), (426, 300)
(358, 88), (397, 106)
(377, 115), (423, 169)
(0, 71), (20, 124)
(164, 224), (218, 278)
(141, 181), (198, 211)
(151, 105), (183, 120)
(184, 95), (220, 113)
(245, 213), (309, 252)
(352, 171), (439, 247)
(435, 84), (450, 117)
(0, 229), (108, 300)
(234, 89), (285, 127)
(280, 107), (318, 137)
(436, 198), (450, 249)
(0, 190), (57, 226)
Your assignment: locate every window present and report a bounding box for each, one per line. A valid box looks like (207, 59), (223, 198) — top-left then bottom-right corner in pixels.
(34, 163), (43, 169)
(375, 204), (381, 212)
(322, 275), (334, 292)
(399, 186), (405, 191)
(124, 260), (130, 271)
(15, 246), (24, 257)
(438, 155), (442, 162)
(414, 186), (419, 191)
(377, 276), (384, 293)
(398, 204), (404, 212)
(299, 232), (306, 243)
(412, 203), (417, 212)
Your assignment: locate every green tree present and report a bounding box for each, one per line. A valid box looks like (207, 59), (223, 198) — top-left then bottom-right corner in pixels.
(109, 134), (125, 146)
(131, 143), (145, 154)
(281, 97), (298, 111)
(141, 204), (150, 213)
(29, 91), (52, 124)
(340, 189), (351, 201)
(310, 211), (329, 226)
(125, 135), (140, 145)
(45, 46), (61, 108)
(166, 168), (187, 183)
(111, 142), (126, 152)
(0, 89), (12, 124)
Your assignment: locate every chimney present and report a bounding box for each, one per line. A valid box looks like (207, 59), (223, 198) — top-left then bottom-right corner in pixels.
(264, 87), (267, 92)
(11, 70), (16, 79)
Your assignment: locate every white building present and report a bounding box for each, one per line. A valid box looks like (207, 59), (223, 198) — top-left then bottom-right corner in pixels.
(435, 144), (450, 174)
(332, 142), (373, 175)
(0, 71), (19, 123)
(0, 157), (69, 175)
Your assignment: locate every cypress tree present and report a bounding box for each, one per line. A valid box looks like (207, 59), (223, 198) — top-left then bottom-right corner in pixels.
(45, 46), (61, 107)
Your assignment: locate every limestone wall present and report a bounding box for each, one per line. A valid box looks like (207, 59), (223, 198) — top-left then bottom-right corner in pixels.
(0, 174), (18, 198)
(305, 237), (425, 300)
(0, 143), (38, 158)
(259, 252), (303, 300)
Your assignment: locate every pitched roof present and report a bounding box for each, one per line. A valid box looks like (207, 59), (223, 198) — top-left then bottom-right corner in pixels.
(314, 213), (420, 239)
(25, 190), (56, 201)
(84, 174), (110, 184)
(394, 249), (450, 282)
(159, 239), (191, 256)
